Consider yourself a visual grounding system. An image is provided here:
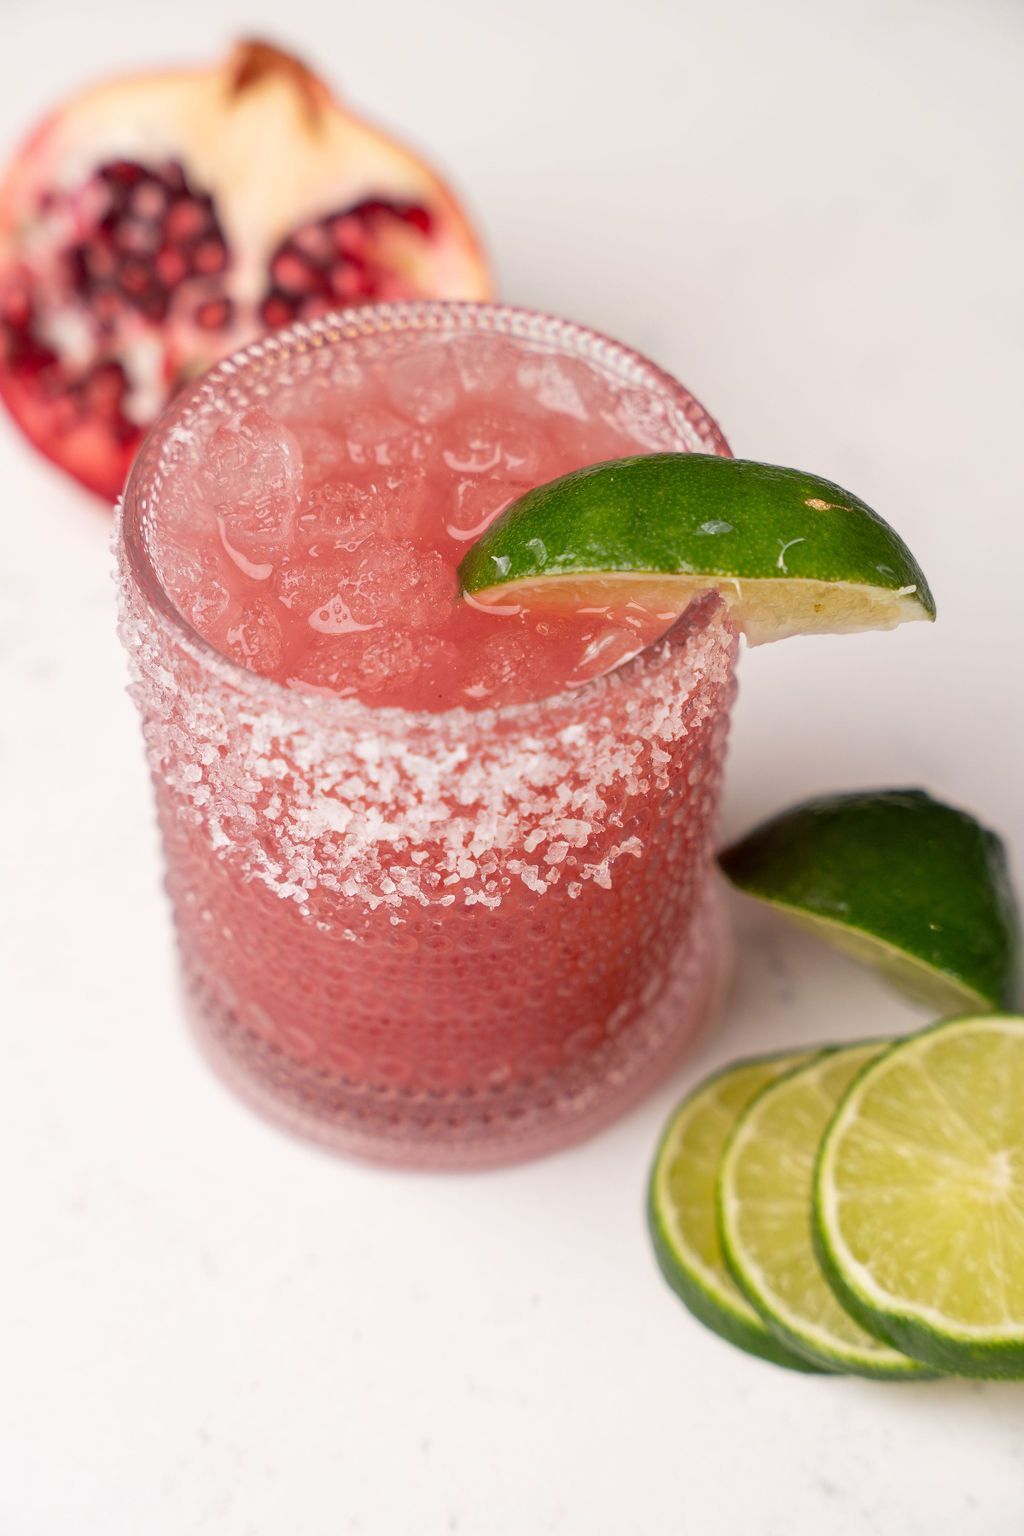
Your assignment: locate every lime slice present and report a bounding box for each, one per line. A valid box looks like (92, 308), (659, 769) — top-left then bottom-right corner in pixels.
(648, 1050), (824, 1370)
(816, 1015), (1024, 1378)
(719, 790), (1021, 1014)
(717, 1043), (932, 1377)
(457, 454), (935, 644)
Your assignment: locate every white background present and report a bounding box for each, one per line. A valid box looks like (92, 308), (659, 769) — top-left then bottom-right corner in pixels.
(2, 1), (1023, 1532)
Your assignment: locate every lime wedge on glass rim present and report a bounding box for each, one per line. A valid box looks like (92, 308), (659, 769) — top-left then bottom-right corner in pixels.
(648, 1050), (824, 1370)
(719, 791), (1022, 1014)
(457, 454), (935, 643)
(815, 1015), (1024, 1379)
(717, 1043), (932, 1378)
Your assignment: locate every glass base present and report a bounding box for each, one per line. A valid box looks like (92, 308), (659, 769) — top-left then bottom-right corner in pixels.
(183, 893), (731, 1171)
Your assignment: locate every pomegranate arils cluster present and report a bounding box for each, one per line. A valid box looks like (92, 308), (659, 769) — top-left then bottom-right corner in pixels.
(260, 198), (435, 329)
(0, 41), (490, 496)
(71, 158), (231, 329)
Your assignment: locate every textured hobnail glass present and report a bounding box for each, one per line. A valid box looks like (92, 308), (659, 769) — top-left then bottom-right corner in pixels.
(116, 301), (736, 1169)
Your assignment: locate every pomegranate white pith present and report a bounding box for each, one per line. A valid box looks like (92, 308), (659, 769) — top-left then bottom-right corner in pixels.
(0, 40), (491, 497)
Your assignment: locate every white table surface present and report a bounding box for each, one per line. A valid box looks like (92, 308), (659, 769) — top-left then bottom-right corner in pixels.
(3, 1), (1023, 1531)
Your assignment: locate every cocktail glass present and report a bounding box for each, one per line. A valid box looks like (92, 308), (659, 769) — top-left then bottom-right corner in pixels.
(116, 302), (737, 1168)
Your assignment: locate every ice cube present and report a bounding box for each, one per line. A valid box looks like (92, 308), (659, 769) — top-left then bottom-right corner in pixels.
(221, 599), (285, 675)
(461, 630), (542, 705)
(385, 347), (459, 424)
(445, 478), (519, 542)
(311, 539), (453, 632)
(156, 534), (233, 636)
(356, 541), (454, 629)
(344, 407), (435, 467)
(198, 407), (303, 560)
(289, 634), (366, 696)
(516, 355), (591, 421)
(447, 334), (516, 394)
(289, 629), (458, 705)
(297, 482), (377, 552)
(287, 423), (342, 485)
(568, 623), (645, 684)
(358, 629), (424, 693)
(158, 454), (216, 538)
(357, 467), (434, 543)
(277, 362), (362, 430)
(273, 558), (340, 616)
(441, 409), (550, 481)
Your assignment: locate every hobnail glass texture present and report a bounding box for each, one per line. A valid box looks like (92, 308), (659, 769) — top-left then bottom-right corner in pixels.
(117, 302), (736, 1168)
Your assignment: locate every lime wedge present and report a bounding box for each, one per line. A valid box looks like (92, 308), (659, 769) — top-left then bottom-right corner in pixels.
(457, 454), (935, 644)
(816, 1015), (1024, 1378)
(717, 1043), (931, 1377)
(720, 790), (1021, 1014)
(648, 1050), (824, 1370)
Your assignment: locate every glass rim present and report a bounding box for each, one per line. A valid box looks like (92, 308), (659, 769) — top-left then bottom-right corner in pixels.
(117, 299), (731, 728)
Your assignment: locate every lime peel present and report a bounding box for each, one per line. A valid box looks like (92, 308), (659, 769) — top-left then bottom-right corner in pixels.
(457, 454), (935, 645)
(720, 790), (1022, 1014)
(717, 1043), (932, 1378)
(648, 1050), (824, 1371)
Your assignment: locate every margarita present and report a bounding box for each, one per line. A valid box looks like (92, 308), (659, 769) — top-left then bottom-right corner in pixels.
(117, 303), (735, 1166)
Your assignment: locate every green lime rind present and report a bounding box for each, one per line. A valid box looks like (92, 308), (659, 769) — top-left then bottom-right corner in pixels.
(719, 790), (1022, 1014)
(648, 1050), (825, 1372)
(717, 1043), (934, 1379)
(457, 454), (935, 645)
(814, 1015), (1024, 1380)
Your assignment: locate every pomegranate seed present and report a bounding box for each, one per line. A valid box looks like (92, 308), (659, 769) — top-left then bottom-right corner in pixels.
(328, 264), (369, 301)
(261, 294), (295, 328)
(164, 199), (207, 244)
(155, 247), (189, 287)
(161, 162), (187, 196)
(117, 218), (161, 256)
(331, 215), (367, 255)
(137, 289), (170, 322)
(117, 257), (151, 295)
(300, 295), (334, 320)
(271, 251), (316, 293)
(92, 288), (124, 323)
(194, 297), (233, 330)
(402, 205), (432, 234)
(291, 223), (333, 262)
(1, 285), (31, 328)
(85, 243), (118, 282)
(101, 161), (146, 189)
(192, 239), (228, 275)
(11, 334), (59, 376)
(129, 182), (168, 220)
(81, 360), (127, 412)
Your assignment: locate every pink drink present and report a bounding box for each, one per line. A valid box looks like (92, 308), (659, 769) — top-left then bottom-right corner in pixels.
(152, 333), (685, 708)
(117, 304), (736, 1167)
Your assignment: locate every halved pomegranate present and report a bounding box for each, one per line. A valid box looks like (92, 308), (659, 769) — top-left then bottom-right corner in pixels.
(0, 39), (491, 499)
